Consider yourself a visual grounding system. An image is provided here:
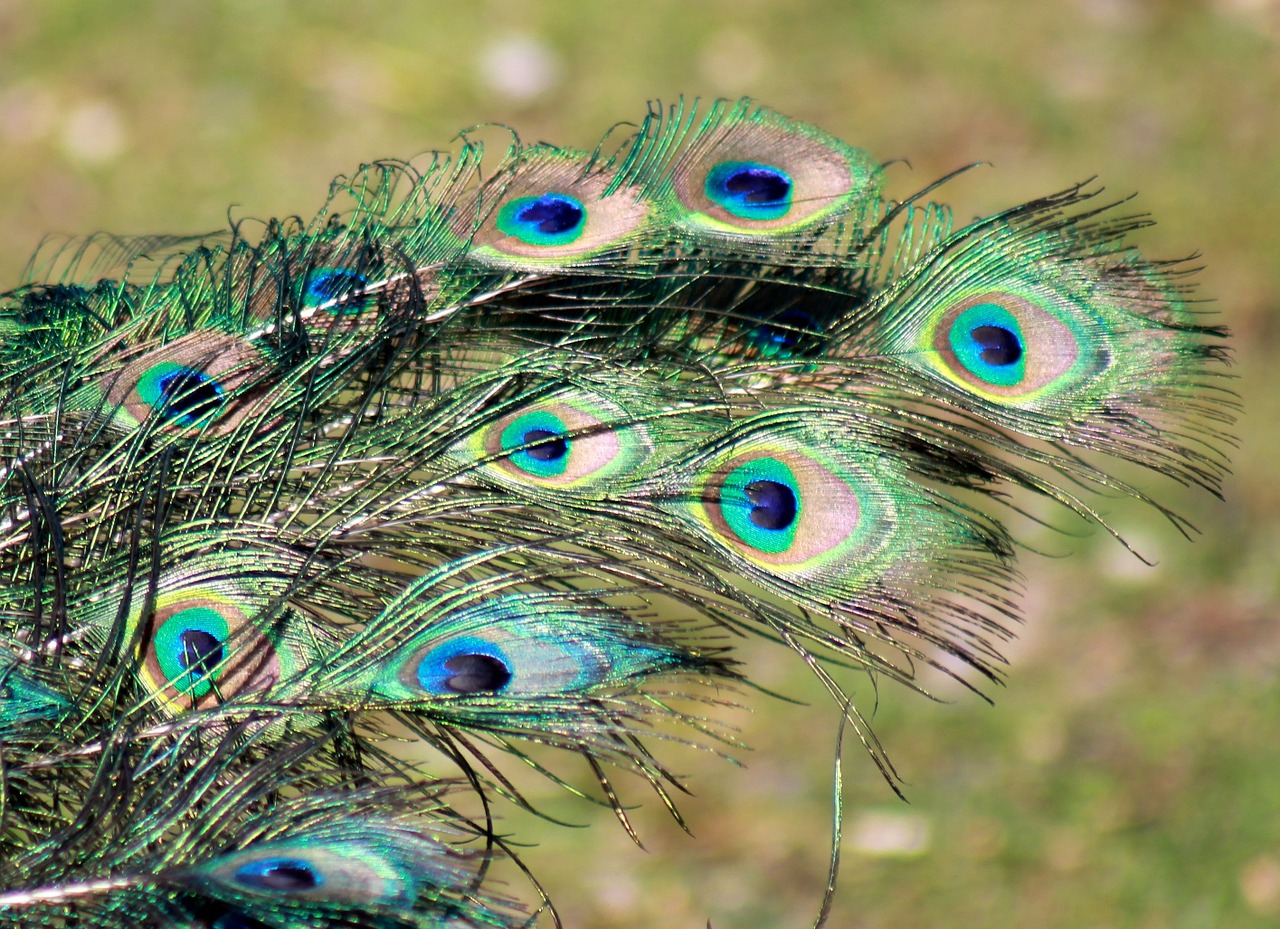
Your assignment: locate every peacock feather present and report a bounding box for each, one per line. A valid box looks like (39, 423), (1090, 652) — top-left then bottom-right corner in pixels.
(0, 97), (1232, 927)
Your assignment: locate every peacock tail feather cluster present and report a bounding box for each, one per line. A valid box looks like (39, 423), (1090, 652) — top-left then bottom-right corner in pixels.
(0, 97), (1232, 927)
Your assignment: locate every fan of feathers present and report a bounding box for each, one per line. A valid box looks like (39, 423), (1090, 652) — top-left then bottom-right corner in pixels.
(0, 97), (1232, 927)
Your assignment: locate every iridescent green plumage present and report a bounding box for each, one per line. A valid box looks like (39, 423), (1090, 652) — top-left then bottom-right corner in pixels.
(0, 97), (1231, 926)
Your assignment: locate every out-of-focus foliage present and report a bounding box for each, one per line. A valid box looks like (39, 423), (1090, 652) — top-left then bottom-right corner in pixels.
(0, 1), (1274, 926)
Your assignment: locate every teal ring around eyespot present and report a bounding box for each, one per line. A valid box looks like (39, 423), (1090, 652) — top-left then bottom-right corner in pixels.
(495, 193), (587, 247)
(414, 635), (511, 695)
(153, 606), (229, 698)
(718, 456), (801, 554)
(304, 268), (371, 316)
(499, 411), (570, 477)
(947, 302), (1027, 387)
(704, 161), (793, 221)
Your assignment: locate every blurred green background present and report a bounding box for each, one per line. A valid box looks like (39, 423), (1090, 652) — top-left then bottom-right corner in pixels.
(1, 1), (1276, 926)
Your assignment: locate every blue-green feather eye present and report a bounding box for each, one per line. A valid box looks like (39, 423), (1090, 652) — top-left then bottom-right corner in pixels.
(923, 290), (1092, 402)
(687, 441), (882, 575)
(945, 302), (1026, 387)
(390, 621), (595, 700)
(151, 606), (229, 700)
(136, 363), (226, 427)
(704, 161), (793, 221)
(496, 194), (587, 247)
(458, 149), (651, 267)
(190, 835), (424, 908)
(175, 823), (513, 926)
(129, 580), (303, 714)
(715, 457), (801, 554)
(303, 268), (371, 315)
(102, 331), (275, 435)
(465, 392), (654, 492)
(656, 100), (884, 236)
(498, 410), (570, 478)
(345, 594), (694, 709)
(412, 635), (514, 695)
(232, 857), (323, 893)
(745, 308), (826, 359)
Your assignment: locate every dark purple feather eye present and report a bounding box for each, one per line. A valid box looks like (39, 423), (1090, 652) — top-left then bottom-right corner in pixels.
(441, 653), (513, 694)
(519, 428), (569, 462)
(232, 857), (323, 892)
(969, 324), (1023, 366)
(705, 161), (793, 220)
(147, 366), (225, 426)
(408, 636), (515, 696)
(497, 194), (587, 246)
(744, 479), (798, 531)
(178, 628), (224, 681)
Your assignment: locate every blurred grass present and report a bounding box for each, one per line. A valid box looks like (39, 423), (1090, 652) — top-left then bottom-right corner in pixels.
(1, 0), (1277, 926)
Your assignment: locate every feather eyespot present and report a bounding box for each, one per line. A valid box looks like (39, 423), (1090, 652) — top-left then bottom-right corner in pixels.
(457, 150), (651, 266)
(362, 596), (689, 710)
(150, 606), (230, 700)
(140, 596), (282, 711)
(660, 100), (883, 235)
(944, 302), (1027, 387)
(473, 394), (653, 491)
(928, 291), (1093, 400)
(137, 364), (226, 427)
(497, 411), (573, 478)
(103, 331), (274, 435)
(194, 840), (416, 906)
(232, 858), (324, 892)
(407, 636), (514, 696)
(710, 456), (802, 554)
(704, 161), (793, 221)
(496, 193), (587, 246)
(695, 446), (868, 569)
(303, 268), (372, 316)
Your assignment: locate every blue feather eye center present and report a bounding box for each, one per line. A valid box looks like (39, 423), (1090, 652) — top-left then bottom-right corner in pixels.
(179, 629), (224, 679)
(718, 457), (802, 553)
(972, 325), (1023, 365)
(304, 268), (370, 315)
(442, 653), (513, 694)
(948, 303), (1027, 387)
(520, 428), (568, 462)
(139, 588), (286, 713)
(744, 479), (798, 530)
(497, 194), (586, 246)
(415, 637), (513, 695)
(232, 856), (323, 892)
(154, 607), (229, 697)
(695, 446), (869, 569)
(747, 309), (825, 359)
(137, 363), (225, 426)
(500, 411), (570, 476)
(705, 161), (793, 220)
